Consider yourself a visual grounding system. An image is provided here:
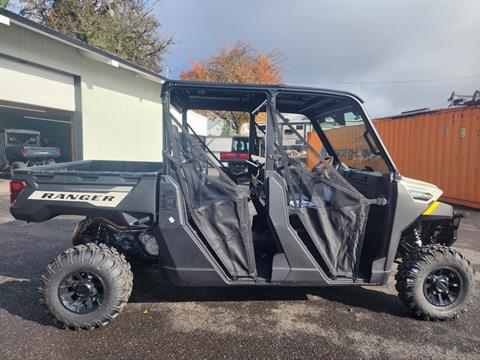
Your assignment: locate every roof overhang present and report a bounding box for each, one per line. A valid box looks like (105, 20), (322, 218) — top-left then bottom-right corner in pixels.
(0, 8), (166, 84)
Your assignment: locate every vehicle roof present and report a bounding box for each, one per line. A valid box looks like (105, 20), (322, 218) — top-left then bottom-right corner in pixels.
(164, 80), (363, 114)
(3, 129), (40, 134)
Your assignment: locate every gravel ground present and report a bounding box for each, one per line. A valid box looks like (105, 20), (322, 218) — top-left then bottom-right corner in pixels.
(0, 187), (479, 359)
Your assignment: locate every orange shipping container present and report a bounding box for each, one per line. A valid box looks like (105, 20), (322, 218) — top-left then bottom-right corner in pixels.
(307, 107), (480, 209)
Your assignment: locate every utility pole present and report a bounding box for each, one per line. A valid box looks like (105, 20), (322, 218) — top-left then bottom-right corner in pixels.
(163, 66), (174, 79)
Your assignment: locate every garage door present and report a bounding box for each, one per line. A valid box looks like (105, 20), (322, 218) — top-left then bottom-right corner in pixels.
(0, 57), (75, 111)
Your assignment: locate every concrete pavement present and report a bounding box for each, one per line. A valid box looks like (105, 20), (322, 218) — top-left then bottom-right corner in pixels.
(0, 195), (479, 359)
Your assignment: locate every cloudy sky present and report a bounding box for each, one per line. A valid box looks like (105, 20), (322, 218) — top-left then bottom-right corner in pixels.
(156, 0), (479, 118)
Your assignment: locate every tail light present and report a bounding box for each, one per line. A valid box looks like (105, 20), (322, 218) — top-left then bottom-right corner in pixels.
(10, 180), (27, 205)
(220, 152), (248, 160)
(56, 148), (61, 157)
(21, 146), (27, 154)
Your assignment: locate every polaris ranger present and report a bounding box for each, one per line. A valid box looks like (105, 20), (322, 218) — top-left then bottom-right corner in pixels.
(0, 128), (61, 176)
(10, 81), (474, 330)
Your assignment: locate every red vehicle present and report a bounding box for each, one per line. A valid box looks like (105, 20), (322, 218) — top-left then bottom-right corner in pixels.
(220, 136), (264, 180)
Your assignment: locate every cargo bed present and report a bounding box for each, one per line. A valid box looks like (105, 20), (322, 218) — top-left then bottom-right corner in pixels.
(10, 160), (163, 226)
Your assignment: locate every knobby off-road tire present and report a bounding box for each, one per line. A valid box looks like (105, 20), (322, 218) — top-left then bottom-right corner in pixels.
(39, 243), (133, 330)
(395, 245), (474, 320)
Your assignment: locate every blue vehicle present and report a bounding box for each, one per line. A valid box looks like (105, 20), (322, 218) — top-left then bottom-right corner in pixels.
(0, 128), (60, 176)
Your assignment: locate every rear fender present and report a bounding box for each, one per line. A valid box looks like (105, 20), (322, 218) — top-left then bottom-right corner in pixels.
(10, 172), (156, 227)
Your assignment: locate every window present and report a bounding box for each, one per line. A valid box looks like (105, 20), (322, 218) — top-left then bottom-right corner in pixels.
(6, 132), (40, 146)
(272, 95), (391, 174)
(317, 111), (390, 173)
(232, 137), (249, 152)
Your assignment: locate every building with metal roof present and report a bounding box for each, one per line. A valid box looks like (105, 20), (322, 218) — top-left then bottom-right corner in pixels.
(0, 8), (168, 162)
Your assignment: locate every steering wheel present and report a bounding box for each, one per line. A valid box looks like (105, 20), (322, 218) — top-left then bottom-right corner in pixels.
(246, 155), (266, 169)
(245, 159), (263, 169)
(311, 156), (334, 176)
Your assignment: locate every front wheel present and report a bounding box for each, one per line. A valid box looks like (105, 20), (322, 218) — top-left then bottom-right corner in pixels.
(395, 245), (474, 320)
(39, 243), (133, 330)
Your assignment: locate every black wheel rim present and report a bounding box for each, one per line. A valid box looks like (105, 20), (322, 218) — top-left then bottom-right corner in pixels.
(58, 271), (105, 314)
(423, 267), (462, 307)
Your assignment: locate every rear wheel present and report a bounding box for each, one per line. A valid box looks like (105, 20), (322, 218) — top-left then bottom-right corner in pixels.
(395, 245), (474, 320)
(39, 243), (133, 330)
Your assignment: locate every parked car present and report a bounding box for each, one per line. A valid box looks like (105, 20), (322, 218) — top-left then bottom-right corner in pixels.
(220, 136), (265, 181)
(10, 81), (474, 330)
(0, 129), (61, 176)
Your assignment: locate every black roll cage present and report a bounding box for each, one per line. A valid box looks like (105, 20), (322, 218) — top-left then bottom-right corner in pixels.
(161, 80), (398, 177)
(3, 129), (42, 146)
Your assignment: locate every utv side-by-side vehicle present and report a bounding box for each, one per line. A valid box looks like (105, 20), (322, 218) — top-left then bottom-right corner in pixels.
(0, 128), (61, 177)
(10, 81), (474, 330)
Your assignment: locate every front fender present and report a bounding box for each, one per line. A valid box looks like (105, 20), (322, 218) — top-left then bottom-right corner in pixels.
(419, 201), (453, 220)
(418, 202), (466, 247)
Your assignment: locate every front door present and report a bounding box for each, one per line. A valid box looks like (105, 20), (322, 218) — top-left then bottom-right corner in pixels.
(264, 90), (395, 280)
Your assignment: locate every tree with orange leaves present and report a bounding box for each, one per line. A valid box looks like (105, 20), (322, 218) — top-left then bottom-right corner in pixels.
(180, 42), (282, 131)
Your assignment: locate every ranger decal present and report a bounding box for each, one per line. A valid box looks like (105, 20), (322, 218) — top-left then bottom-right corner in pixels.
(28, 189), (131, 207)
